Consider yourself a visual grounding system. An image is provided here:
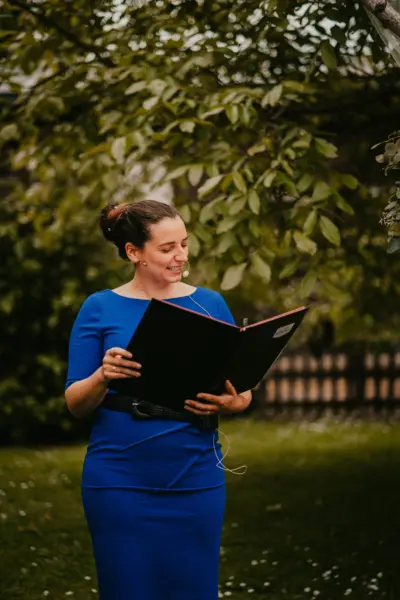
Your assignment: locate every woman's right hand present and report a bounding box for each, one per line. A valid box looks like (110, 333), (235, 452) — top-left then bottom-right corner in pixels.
(101, 347), (141, 384)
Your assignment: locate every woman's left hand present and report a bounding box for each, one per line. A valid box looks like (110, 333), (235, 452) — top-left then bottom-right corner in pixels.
(184, 380), (251, 416)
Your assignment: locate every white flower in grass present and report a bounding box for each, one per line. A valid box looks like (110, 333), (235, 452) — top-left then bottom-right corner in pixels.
(248, 588), (255, 593)
(260, 559), (266, 564)
(84, 576), (91, 581)
(226, 582), (233, 587)
(20, 482), (28, 489)
(231, 522), (238, 528)
(9, 481), (16, 487)
(90, 590), (97, 594)
(65, 592), (74, 596)
(304, 587), (311, 593)
(272, 561), (278, 566)
(239, 583), (246, 587)
(218, 593), (224, 599)
(228, 575), (234, 580)
(263, 582), (270, 587)
(251, 560), (258, 566)
(312, 592), (320, 596)
(224, 592), (232, 597)
(19, 510), (26, 517)
(31, 562), (38, 567)
(350, 577), (357, 582)
(30, 546), (36, 551)
(0, 513), (7, 520)
(262, 550), (268, 555)
(377, 573), (383, 578)
(344, 589), (352, 595)
(0, 490), (6, 496)
(43, 591), (49, 596)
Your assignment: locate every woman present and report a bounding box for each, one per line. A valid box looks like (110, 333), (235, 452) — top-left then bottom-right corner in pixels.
(65, 200), (252, 600)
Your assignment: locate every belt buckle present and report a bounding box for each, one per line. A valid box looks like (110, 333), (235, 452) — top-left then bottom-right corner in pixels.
(131, 399), (152, 420)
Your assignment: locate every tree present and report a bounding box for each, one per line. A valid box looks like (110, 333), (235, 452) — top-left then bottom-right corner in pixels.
(1, 0), (400, 441)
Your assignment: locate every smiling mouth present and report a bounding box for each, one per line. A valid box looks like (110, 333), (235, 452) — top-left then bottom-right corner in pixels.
(167, 266), (182, 271)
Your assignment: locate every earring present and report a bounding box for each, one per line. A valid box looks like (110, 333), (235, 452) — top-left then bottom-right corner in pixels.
(182, 261), (190, 278)
(141, 260), (147, 267)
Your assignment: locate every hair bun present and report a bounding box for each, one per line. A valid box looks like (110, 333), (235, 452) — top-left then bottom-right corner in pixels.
(99, 203), (127, 242)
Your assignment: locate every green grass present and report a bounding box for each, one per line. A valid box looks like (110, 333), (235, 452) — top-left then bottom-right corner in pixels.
(1, 420), (400, 599)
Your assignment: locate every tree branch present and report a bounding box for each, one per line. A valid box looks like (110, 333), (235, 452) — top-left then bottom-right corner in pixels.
(7, 0), (116, 68)
(361, 0), (400, 38)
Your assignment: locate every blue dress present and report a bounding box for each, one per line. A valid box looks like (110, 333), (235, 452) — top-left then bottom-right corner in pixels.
(65, 287), (236, 600)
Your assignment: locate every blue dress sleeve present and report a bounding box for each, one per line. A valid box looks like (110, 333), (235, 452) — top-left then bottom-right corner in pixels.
(65, 294), (103, 389)
(216, 293), (236, 326)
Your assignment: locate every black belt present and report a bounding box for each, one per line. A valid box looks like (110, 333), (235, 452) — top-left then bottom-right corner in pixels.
(101, 394), (219, 431)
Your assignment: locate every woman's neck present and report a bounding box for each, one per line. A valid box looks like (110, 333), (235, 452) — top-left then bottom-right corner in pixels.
(127, 277), (189, 300)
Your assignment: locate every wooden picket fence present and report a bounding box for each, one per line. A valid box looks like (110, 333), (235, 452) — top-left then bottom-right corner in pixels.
(250, 348), (400, 417)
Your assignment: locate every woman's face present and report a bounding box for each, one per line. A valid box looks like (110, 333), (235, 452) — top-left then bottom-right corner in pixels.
(127, 216), (189, 282)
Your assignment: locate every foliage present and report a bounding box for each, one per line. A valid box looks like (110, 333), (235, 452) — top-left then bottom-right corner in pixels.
(1, 0), (400, 441)
(374, 130), (400, 254)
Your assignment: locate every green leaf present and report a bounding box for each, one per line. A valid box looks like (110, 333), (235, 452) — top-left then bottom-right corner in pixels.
(215, 232), (236, 255)
(125, 81), (147, 95)
(279, 257), (301, 279)
(312, 181), (332, 202)
(320, 41), (337, 69)
(293, 231), (317, 255)
(248, 189), (260, 214)
(199, 197), (222, 223)
(335, 194), (354, 215)
(315, 138), (338, 159)
(179, 205), (191, 224)
(111, 137), (126, 163)
(319, 215), (341, 246)
(300, 271), (317, 298)
(198, 175), (224, 198)
(341, 174), (359, 190)
(226, 105), (239, 124)
(229, 196), (247, 215)
(251, 254), (271, 282)
(166, 165), (189, 181)
(0, 123), (19, 142)
(188, 164), (204, 187)
(263, 171), (277, 188)
(297, 173), (314, 193)
(221, 263), (247, 290)
(188, 232), (200, 256)
(303, 209), (317, 235)
(179, 120), (196, 133)
(143, 96), (159, 111)
(216, 216), (240, 234)
(232, 171), (247, 193)
(261, 84), (283, 108)
(200, 106), (225, 119)
(387, 236), (400, 254)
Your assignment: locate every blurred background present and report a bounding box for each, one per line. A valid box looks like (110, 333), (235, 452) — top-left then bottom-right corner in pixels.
(1, 1), (400, 599)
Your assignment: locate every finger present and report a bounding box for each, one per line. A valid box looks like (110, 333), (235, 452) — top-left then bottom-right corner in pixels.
(106, 367), (141, 378)
(107, 347), (134, 359)
(196, 392), (225, 406)
(225, 379), (237, 395)
(184, 406), (217, 416)
(185, 400), (219, 413)
(107, 356), (142, 369)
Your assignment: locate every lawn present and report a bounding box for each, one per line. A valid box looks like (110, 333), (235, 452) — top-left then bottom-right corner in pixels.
(1, 419), (400, 599)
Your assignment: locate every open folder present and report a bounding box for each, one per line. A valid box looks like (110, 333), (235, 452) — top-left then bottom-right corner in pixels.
(108, 300), (309, 411)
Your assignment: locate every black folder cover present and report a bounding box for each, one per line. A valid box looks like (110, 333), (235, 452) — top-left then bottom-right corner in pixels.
(108, 300), (308, 411)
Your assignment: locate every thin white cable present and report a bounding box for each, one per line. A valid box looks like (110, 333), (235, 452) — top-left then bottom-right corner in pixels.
(189, 295), (248, 476)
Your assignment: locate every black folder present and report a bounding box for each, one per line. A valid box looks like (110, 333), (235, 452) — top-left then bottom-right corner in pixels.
(108, 300), (308, 411)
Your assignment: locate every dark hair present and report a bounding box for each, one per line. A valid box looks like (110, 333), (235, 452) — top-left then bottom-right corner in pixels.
(100, 200), (181, 260)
